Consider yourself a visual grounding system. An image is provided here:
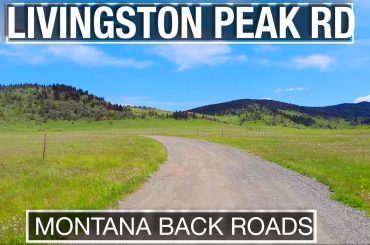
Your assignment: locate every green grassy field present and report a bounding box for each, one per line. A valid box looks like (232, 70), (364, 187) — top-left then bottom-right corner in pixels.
(0, 118), (369, 243)
(0, 131), (166, 243)
(0, 118), (226, 133)
(122, 119), (369, 214)
(185, 127), (370, 214)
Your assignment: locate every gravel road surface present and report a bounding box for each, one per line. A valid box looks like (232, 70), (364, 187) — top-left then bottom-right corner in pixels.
(119, 136), (370, 244)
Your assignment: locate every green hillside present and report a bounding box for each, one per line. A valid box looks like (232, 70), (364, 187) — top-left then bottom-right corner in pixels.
(1, 84), (369, 129)
(0, 84), (173, 122)
(0, 84), (214, 124)
(0, 84), (134, 122)
(0, 84), (219, 125)
(190, 99), (370, 128)
(0, 84), (369, 243)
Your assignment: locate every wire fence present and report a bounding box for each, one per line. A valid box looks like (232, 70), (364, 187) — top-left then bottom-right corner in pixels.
(142, 127), (268, 137)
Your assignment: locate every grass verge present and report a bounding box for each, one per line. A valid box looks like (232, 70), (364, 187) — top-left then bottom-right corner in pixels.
(0, 132), (166, 243)
(186, 128), (370, 215)
(1, 119), (369, 244)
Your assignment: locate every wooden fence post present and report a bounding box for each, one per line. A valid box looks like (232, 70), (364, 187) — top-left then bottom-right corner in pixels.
(42, 134), (47, 160)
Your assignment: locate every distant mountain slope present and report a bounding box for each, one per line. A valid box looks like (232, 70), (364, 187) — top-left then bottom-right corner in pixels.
(0, 84), (204, 123)
(189, 99), (370, 125)
(0, 84), (132, 122)
(2, 84), (369, 127)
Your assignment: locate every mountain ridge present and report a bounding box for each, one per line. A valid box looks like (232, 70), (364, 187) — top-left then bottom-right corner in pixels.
(1, 84), (370, 126)
(188, 98), (370, 125)
(0, 83), (134, 122)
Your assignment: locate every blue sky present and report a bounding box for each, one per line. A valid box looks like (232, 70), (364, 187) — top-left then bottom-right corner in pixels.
(0, 1), (369, 111)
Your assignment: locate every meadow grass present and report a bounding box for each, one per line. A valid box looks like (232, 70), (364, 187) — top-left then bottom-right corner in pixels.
(179, 127), (370, 214)
(10, 119), (366, 214)
(0, 118), (228, 133)
(0, 132), (166, 243)
(0, 119), (369, 243)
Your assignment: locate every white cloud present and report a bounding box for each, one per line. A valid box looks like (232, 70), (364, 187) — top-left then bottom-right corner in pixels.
(0, 46), (48, 64)
(290, 54), (335, 71)
(46, 45), (151, 68)
(356, 38), (370, 45)
(253, 45), (279, 53)
(354, 95), (370, 103)
(336, 39), (370, 68)
(262, 97), (272, 100)
(275, 87), (309, 94)
(358, 0), (370, 7)
(0, 45), (151, 68)
(153, 44), (246, 71)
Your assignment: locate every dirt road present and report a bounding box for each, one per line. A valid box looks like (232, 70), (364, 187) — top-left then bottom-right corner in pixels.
(119, 136), (370, 244)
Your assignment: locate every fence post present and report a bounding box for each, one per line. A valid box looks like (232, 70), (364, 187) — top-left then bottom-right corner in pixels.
(42, 134), (47, 160)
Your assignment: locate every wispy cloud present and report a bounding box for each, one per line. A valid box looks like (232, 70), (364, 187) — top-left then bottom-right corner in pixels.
(153, 44), (246, 71)
(0, 45), (151, 68)
(289, 54), (335, 71)
(253, 45), (279, 53)
(354, 95), (370, 103)
(47, 45), (151, 68)
(0, 45), (48, 64)
(245, 52), (336, 71)
(334, 39), (370, 68)
(275, 87), (310, 94)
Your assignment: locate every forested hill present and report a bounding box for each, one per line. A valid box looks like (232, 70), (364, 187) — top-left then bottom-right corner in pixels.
(189, 99), (370, 125)
(2, 84), (370, 127)
(0, 84), (132, 122)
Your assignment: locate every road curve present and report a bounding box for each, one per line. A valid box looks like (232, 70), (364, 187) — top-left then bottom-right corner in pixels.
(118, 136), (370, 244)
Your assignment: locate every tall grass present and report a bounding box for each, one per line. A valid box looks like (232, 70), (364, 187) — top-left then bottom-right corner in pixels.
(0, 132), (166, 243)
(1, 119), (369, 243)
(188, 128), (370, 215)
